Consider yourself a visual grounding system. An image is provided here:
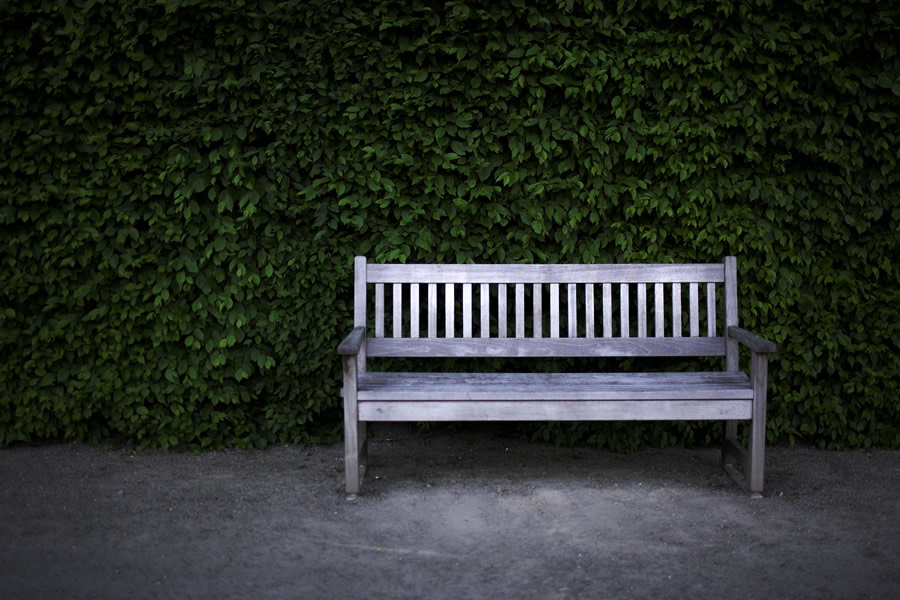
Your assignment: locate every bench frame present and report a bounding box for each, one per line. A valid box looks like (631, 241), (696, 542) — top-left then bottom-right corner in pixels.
(339, 256), (776, 495)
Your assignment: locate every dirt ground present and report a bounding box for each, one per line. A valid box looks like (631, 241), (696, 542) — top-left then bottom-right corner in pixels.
(1, 423), (898, 600)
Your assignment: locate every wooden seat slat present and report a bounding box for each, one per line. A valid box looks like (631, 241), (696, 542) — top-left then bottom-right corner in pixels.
(356, 372), (753, 401)
(366, 336), (726, 358)
(359, 400), (752, 422)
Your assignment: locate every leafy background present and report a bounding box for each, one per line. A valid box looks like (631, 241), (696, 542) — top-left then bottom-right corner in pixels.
(1, 0), (898, 450)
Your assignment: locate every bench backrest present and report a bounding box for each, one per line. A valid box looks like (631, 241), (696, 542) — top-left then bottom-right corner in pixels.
(353, 256), (739, 366)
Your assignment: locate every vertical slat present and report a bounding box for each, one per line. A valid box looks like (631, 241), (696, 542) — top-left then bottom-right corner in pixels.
(672, 282), (682, 337)
(550, 284), (560, 338)
(392, 283), (402, 338)
(462, 283), (472, 338)
(620, 283), (630, 338)
(353, 256), (367, 328)
(445, 283), (455, 338)
(533, 284), (543, 338)
(410, 284), (419, 338)
(353, 256), (367, 373)
(707, 282), (716, 337)
(637, 283), (647, 337)
(654, 283), (664, 338)
(567, 284), (577, 337)
(480, 283), (490, 338)
(585, 284), (595, 338)
(725, 256), (739, 371)
(515, 284), (525, 338)
(602, 283), (612, 338)
(427, 283), (437, 338)
(498, 284), (507, 338)
(689, 282), (700, 337)
(375, 283), (385, 338)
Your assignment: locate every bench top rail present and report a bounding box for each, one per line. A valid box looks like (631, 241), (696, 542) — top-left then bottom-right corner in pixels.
(366, 263), (725, 284)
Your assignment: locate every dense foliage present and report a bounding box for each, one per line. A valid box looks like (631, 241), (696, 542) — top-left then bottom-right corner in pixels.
(1, 0), (898, 450)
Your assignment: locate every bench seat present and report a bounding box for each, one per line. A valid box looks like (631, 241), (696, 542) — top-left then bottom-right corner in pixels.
(352, 372), (752, 421)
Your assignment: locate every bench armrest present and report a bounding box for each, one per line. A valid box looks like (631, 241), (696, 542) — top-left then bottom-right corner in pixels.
(728, 326), (777, 354)
(338, 327), (366, 356)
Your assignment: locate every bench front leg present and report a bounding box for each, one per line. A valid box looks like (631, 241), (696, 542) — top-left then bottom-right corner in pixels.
(721, 350), (769, 493)
(747, 350), (769, 493)
(342, 354), (362, 495)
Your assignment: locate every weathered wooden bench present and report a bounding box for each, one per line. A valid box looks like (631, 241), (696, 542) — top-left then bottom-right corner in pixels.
(338, 256), (776, 495)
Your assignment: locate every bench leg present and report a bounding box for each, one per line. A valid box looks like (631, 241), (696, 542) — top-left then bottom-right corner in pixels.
(722, 420), (739, 463)
(343, 356), (363, 496)
(359, 421), (368, 468)
(721, 355), (768, 494)
(747, 352), (768, 493)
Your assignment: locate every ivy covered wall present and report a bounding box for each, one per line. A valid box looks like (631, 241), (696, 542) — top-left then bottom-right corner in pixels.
(1, 0), (898, 449)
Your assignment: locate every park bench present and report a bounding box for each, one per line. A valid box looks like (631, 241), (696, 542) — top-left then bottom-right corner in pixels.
(338, 256), (776, 495)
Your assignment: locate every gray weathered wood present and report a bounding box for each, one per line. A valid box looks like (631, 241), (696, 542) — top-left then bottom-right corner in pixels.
(725, 256), (738, 371)
(723, 257), (740, 469)
(366, 337), (726, 358)
(393, 283), (402, 338)
(355, 371), (753, 401)
(463, 283), (472, 338)
(585, 284), (595, 338)
(480, 284), (489, 338)
(748, 351), (768, 492)
(353, 256), (368, 373)
(354, 256), (367, 328)
(728, 326), (777, 353)
(357, 371), (748, 385)
(337, 327), (366, 356)
(550, 284), (560, 338)
(375, 283), (384, 338)
(367, 263), (725, 284)
(637, 283), (647, 338)
(655, 283), (664, 338)
(445, 283), (455, 338)
(568, 283), (577, 338)
(410, 283), (419, 338)
(584, 283), (597, 338)
(498, 284), (507, 338)
(603, 283), (612, 338)
(360, 400), (751, 422)
(672, 282), (682, 338)
(341, 255), (770, 494)
(689, 282), (699, 337)
(342, 354), (360, 495)
(516, 284), (525, 338)
(428, 283), (437, 338)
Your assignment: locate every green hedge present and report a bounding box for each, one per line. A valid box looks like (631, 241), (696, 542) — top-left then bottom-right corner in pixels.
(1, 0), (898, 450)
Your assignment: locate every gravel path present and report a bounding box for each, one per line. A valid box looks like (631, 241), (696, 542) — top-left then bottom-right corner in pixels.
(1, 424), (898, 599)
